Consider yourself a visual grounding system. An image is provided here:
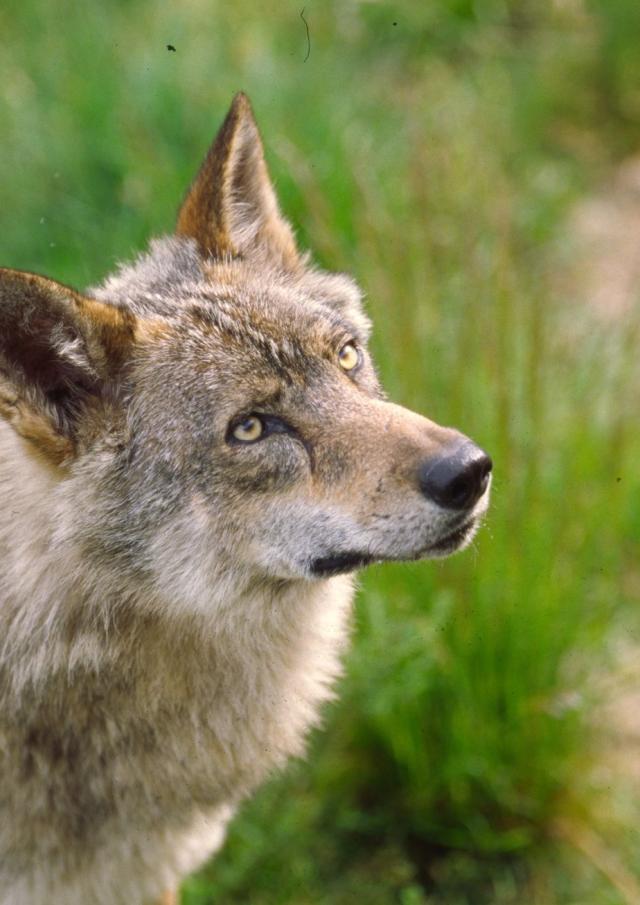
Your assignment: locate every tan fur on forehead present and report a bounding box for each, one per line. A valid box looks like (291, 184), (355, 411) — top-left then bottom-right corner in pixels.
(297, 267), (371, 340)
(201, 255), (371, 340)
(134, 317), (174, 344)
(92, 235), (370, 344)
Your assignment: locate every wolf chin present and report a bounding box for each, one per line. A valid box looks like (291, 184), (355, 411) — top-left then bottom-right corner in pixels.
(0, 94), (491, 904)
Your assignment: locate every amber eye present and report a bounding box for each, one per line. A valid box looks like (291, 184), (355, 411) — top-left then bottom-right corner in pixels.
(338, 342), (360, 372)
(231, 415), (264, 443)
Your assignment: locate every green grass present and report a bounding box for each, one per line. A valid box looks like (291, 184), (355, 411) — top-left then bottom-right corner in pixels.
(2, 2), (640, 902)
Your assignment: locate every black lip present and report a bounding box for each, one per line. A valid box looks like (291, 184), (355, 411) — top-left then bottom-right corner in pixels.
(309, 551), (377, 577)
(426, 519), (475, 554)
(310, 520), (476, 578)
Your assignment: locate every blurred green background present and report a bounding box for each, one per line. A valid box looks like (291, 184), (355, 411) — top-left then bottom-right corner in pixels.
(2, 1), (640, 902)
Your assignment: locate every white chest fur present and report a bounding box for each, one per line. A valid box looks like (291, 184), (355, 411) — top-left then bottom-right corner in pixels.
(0, 474), (354, 904)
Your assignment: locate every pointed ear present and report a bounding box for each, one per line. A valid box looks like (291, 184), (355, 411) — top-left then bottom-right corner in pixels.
(0, 268), (135, 465)
(176, 93), (301, 271)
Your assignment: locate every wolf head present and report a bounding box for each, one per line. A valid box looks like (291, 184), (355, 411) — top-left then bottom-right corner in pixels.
(0, 94), (491, 608)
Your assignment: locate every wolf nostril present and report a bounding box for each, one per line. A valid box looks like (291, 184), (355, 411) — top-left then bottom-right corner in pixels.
(419, 443), (492, 510)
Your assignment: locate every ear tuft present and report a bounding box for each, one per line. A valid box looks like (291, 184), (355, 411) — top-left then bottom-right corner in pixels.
(0, 269), (135, 464)
(176, 93), (301, 271)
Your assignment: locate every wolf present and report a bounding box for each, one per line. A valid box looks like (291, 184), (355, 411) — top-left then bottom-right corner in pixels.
(0, 93), (491, 904)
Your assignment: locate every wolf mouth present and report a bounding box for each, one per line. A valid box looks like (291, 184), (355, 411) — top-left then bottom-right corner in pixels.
(309, 520), (477, 577)
(309, 551), (379, 577)
(424, 519), (476, 556)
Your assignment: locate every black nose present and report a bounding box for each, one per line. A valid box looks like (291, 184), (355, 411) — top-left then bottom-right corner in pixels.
(419, 442), (492, 510)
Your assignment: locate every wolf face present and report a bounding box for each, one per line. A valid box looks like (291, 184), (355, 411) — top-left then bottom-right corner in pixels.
(0, 94), (491, 616)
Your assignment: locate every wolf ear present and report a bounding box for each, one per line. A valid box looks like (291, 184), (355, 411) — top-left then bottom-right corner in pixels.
(176, 93), (301, 271)
(0, 268), (135, 465)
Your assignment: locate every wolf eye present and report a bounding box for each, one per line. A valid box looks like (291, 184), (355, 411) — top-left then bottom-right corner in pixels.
(338, 342), (360, 372)
(231, 415), (264, 443)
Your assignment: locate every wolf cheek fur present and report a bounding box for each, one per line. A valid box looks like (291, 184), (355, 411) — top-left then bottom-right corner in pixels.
(0, 93), (491, 904)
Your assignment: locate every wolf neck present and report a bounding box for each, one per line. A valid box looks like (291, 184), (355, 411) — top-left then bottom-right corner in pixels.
(0, 422), (354, 716)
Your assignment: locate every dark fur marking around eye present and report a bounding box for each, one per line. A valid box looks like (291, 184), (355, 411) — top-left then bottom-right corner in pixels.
(226, 412), (316, 473)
